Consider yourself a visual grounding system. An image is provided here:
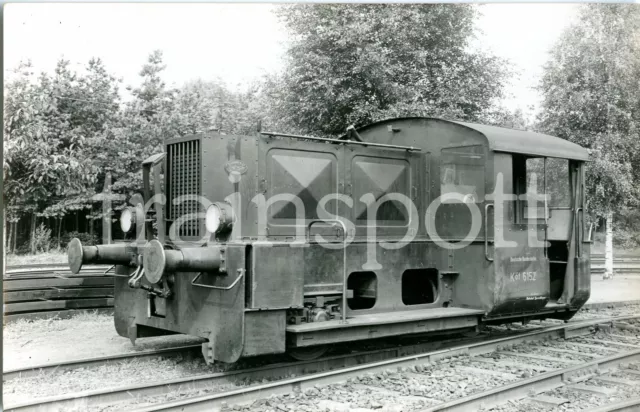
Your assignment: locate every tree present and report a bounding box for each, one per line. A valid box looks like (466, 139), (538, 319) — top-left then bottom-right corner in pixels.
(101, 50), (171, 196)
(4, 60), (99, 252)
(130, 50), (167, 121)
(44, 58), (123, 221)
(486, 107), (531, 130)
(537, 4), (640, 278)
(269, 4), (510, 136)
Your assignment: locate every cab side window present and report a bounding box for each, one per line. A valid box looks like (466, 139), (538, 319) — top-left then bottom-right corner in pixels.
(518, 156), (571, 222)
(545, 158), (570, 208)
(440, 146), (485, 204)
(434, 146), (485, 239)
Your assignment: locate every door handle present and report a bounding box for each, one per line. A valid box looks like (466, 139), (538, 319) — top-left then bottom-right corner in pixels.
(575, 207), (583, 258)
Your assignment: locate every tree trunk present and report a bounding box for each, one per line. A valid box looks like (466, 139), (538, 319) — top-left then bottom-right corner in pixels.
(102, 172), (112, 244)
(57, 217), (63, 249)
(3, 206), (7, 254)
(604, 211), (614, 279)
(7, 218), (13, 254)
(30, 213), (37, 254)
(13, 220), (18, 252)
(2, 209), (5, 283)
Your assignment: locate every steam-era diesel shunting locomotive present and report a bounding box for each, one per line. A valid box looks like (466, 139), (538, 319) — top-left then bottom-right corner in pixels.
(68, 117), (591, 364)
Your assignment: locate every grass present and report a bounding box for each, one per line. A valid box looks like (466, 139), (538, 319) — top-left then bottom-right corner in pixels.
(3, 310), (113, 340)
(5, 250), (68, 266)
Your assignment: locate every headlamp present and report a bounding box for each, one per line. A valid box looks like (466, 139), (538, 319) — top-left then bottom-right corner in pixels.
(120, 207), (134, 233)
(205, 202), (234, 234)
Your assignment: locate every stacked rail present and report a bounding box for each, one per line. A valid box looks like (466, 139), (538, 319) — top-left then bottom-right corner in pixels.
(590, 255), (640, 275)
(3, 263), (114, 322)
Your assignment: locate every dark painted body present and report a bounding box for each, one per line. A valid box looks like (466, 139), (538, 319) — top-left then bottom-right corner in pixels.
(75, 118), (591, 363)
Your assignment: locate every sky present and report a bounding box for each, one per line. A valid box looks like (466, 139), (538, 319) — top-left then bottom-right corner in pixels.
(474, 3), (578, 118)
(4, 3), (579, 118)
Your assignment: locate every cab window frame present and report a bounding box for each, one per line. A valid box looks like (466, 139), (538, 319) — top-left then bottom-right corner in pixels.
(439, 145), (486, 205)
(514, 155), (572, 224)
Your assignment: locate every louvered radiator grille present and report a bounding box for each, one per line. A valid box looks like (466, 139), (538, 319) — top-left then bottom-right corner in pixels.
(166, 139), (201, 238)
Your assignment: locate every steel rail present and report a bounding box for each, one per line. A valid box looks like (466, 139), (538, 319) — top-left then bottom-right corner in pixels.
(3, 330), (504, 412)
(12, 311), (617, 382)
(5, 263), (110, 272)
(418, 348), (640, 411)
(128, 314), (640, 412)
(590, 397), (640, 412)
(3, 344), (202, 380)
(3, 263), (115, 322)
(7, 314), (636, 412)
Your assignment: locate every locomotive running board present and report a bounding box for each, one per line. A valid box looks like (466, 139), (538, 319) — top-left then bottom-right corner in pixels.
(286, 307), (483, 347)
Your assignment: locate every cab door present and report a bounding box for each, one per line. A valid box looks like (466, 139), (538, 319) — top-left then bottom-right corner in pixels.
(487, 154), (549, 316)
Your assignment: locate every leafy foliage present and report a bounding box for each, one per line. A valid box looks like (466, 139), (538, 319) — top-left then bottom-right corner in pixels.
(3, 50), (264, 237)
(4, 60), (99, 219)
(268, 4), (511, 136)
(61, 230), (99, 248)
(32, 223), (53, 253)
(537, 4), (640, 218)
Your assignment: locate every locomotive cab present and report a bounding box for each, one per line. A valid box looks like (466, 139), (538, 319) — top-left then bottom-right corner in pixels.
(68, 117), (591, 364)
(355, 119), (590, 321)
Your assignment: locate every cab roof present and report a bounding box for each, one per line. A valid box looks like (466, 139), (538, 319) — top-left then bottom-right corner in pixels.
(357, 117), (590, 162)
(449, 119), (590, 161)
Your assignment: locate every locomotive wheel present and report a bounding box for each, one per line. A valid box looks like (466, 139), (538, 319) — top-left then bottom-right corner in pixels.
(288, 345), (329, 361)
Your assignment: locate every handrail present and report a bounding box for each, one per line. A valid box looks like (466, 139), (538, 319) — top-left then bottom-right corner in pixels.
(575, 207), (583, 258)
(485, 203), (494, 262)
(307, 219), (348, 323)
(192, 269), (244, 290)
(261, 131), (421, 152)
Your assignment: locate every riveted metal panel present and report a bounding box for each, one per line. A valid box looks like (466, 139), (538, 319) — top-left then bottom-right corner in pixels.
(356, 117), (589, 161)
(258, 136), (343, 239)
(345, 146), (420, 240)
(250, 243), (305, 309)
(114, 244), (246, 363)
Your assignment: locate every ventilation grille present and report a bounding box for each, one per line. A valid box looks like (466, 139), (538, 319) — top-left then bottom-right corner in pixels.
(167, 139), (201, 238)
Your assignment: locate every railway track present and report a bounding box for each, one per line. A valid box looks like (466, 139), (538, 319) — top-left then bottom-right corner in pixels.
(6, 300), (637, 382)
(2, 344), (203, 380)
(5, 314), (640, 412)
(3, 263), (114, 322)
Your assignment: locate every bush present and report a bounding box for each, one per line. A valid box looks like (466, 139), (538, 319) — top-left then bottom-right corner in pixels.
(33, 223), (53, 253)
(15, 223), (55, 254)
(15, 240), (32, 255)
(61, 231), (99, 248)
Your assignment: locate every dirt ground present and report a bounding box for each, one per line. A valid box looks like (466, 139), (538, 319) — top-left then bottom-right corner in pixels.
(588, 274), (640, 304)
(2, 311), (204, 370)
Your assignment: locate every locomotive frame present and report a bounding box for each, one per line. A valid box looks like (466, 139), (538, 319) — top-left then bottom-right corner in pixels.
(68, 117), (591, 364)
